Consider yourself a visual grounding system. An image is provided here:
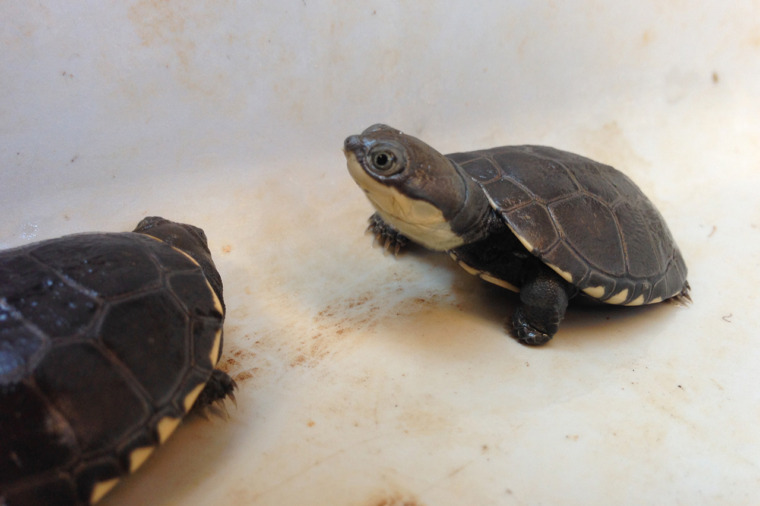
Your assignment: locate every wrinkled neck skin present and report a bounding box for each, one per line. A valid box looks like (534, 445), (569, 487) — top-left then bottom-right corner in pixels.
(367, 159), (495, 252)
(345, 124), (495, 252)
(444, 161), (495, 248)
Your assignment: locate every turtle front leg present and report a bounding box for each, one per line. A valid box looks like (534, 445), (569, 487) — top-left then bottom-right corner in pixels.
(512, 266), (574, 345)
(367, 212), (409, 254)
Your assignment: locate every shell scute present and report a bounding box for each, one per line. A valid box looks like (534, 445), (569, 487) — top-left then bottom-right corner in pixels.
(491, 149), (580, 202)
(506, 202), (560, 253)
(30, 234), (162, 299)
(100, 292), (190, 406)
(33, 341), (150, 454)
(549, 194), (626, 277)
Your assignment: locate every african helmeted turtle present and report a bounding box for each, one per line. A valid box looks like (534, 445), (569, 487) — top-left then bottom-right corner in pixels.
(344, 124), (689, 345)
(0, 217), (235, 505)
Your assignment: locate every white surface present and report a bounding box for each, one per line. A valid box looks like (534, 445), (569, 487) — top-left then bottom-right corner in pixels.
(2, 1), (760, 505)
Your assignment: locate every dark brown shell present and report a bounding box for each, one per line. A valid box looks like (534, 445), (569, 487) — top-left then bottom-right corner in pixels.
(0, 232), (224, 505)
(447, 145), (688, 305)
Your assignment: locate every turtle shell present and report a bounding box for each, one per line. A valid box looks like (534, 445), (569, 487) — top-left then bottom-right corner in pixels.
(0, 230), (224, 505)
(447, 145), (688, 305)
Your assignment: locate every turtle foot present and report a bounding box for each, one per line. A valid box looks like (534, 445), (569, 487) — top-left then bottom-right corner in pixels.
(511, 308), (554, 346)
(192, 369), (237, 418)
(669, 280), (692, 306)
(367, 213), (408, 255)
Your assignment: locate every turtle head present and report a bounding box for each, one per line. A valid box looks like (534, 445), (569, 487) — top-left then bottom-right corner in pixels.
(344, 124), (490, 250)
(133, 217), (224, 312)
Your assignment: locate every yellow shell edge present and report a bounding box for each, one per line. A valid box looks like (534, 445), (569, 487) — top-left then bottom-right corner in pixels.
(90, 477), (120, 504)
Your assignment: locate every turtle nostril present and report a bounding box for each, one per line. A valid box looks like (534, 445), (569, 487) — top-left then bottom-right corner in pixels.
(344, 135), (362, 151)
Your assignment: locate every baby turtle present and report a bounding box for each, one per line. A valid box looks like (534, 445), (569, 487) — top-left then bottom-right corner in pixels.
(0, 217), (235, 505)
(344, 124), (689, 345)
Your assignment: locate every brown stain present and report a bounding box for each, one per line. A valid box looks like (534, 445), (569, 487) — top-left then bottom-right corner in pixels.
(128, 1), (193, 63)
(126, 0), (238, 100)
(368, 492), (423, 506)
(288, 288), (450, 369)
(234, 370), (255, 382)
(219, 344), (259, 384)
(290, 354), (307, 367)
(641, 29), (655, 46)
(749, 32), (760, 49)
(221, 244), (232, 254)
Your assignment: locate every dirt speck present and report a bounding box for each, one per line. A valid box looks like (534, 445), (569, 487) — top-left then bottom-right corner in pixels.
(221, 244), (232, 254)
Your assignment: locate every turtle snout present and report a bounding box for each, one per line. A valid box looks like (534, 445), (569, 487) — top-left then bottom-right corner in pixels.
(343, 135), (363, 154)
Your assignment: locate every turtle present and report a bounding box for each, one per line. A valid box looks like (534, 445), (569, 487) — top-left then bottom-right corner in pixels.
(0, 216), (235, 505)
(344, 124), (689, 345)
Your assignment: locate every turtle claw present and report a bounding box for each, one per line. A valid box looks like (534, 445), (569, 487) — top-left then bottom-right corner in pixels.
(366, 213), (408, 255)
(669, 281), (692, 306)
(191, 369), (238, 418)
(511, 307), (554, 346)
(226, 389), (237, 408)
(206, 399), (232, 420)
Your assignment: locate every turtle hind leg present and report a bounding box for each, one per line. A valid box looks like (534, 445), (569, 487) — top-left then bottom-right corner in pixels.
(191, 369), (237, 418)
(669, 280), (692, 306)
(367, 212), (409, 255)
(511, 266), (574, 346)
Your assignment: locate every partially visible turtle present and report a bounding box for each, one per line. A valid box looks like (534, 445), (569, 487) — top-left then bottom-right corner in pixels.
(0, 217), (235, 505)
(344, 124), (689, 345)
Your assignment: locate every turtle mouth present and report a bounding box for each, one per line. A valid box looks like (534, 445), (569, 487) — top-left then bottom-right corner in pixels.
(344, 149), (373, 193)
(343, 146), (365, 167)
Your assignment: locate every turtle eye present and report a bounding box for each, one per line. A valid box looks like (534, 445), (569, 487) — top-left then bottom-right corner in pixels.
(368, 148), (403, 175)
(372, 151), (394, 169)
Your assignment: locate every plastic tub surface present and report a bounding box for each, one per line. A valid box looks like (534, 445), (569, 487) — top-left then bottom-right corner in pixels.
(2, 2), (759, 505)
